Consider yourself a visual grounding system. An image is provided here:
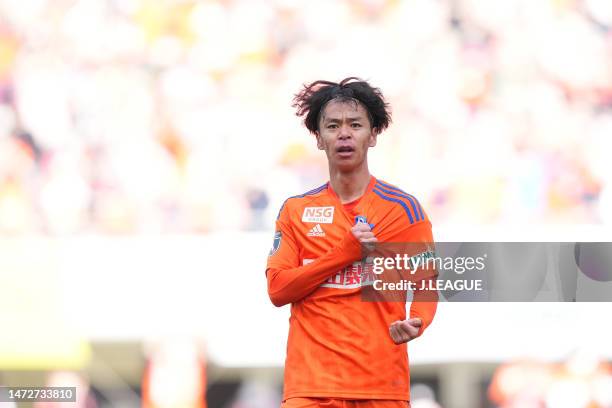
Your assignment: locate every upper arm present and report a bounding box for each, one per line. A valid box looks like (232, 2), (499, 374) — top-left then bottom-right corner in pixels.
(375, 201), (433, 244)
(374, 200), (437, 282)
(266, 200), (300, 273)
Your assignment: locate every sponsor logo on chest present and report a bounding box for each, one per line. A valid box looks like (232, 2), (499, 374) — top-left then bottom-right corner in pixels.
(302, 206), (334, 224)
(304, 259), (377, 289)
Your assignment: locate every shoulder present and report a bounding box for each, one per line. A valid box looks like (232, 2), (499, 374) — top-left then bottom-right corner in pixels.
(275, 182), (329, 221)
(372, 179), (428, 225)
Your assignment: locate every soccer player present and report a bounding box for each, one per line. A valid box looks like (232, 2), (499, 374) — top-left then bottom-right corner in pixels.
(266, 77), (438, 408)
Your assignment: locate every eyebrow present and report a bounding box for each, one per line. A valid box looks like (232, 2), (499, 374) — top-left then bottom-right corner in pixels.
(323, 116), (365, 123)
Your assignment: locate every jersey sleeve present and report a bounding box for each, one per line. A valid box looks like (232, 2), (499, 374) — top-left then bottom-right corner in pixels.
(265, 200), (362, 307)
(266, 202), (300, 272)
(376, 211), (438, 338)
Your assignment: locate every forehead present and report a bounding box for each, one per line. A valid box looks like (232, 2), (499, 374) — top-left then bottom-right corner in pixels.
(320, 100), (370, 121)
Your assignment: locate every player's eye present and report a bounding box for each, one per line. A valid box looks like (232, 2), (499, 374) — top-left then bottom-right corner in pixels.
(351, 123), (362, 128)
(327, 124), (338, 129)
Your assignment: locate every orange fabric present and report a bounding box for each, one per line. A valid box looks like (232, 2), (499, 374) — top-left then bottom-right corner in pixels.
(281, 397), (410, 408)
(266, 176), (438, 401)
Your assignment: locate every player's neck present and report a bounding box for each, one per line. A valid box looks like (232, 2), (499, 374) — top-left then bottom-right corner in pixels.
(328, 165), (371, 204)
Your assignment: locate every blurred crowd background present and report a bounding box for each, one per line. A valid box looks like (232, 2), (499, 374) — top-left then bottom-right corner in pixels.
(1, 0), (612, 407)
(1, 0), (611, 235)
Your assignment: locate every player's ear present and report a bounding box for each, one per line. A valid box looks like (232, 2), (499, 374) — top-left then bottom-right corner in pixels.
(369, 128), (378, 147)
(315, 131), (324, 150)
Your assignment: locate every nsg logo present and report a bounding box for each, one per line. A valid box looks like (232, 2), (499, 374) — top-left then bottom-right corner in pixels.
(302, 206), (335, 224)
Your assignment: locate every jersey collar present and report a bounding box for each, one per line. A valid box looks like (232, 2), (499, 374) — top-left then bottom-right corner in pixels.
(327, 175), (377, 207)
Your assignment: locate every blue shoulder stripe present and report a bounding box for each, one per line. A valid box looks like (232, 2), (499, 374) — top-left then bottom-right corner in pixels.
(376, 180), (405, 192)
(276, 183), (328, 219)
(375, 181), (424, 221)
(373, 189), (415, 224)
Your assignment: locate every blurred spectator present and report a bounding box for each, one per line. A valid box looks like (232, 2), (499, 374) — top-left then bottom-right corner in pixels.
(489, 359), (552, 407)
(546, 349), (612, 408)
(142, 338), (207, 408)
(245, 187), (269, 231)
(410, 383), (442, 408)
(489, 350), (612, 408)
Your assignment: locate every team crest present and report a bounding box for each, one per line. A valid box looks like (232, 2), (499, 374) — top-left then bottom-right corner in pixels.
(355, 215), (367, 225)
(269, 231), (282, 256)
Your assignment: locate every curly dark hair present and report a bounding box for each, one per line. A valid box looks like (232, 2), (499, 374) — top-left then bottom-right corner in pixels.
(292, 77), (392, 134)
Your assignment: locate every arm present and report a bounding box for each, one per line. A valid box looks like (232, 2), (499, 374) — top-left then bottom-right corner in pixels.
(409, 278), (438, 337)
(408, 221), (438, 337)
(265, 203), (372, 307)
(266, 230), (361, 307)
(381, 220), (438, 343)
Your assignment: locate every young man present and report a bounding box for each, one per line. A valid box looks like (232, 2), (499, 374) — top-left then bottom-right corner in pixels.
(266, 78), (438, 408)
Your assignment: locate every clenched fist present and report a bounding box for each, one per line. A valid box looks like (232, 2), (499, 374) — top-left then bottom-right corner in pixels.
(351, 222), (377, 243)
(389, 318), (422, 344)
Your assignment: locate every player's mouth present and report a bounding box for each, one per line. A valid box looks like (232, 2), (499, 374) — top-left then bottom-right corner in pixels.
(336, 145), (355, 158)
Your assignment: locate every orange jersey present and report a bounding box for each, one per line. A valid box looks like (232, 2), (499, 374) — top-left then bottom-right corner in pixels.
(266, 176), (437, 401)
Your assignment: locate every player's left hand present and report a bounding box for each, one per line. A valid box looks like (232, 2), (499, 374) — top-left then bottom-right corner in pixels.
(389, 318), (421, 344)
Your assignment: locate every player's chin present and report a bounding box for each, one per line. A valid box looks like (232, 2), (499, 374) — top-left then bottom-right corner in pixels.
(333, 159), (360, 172)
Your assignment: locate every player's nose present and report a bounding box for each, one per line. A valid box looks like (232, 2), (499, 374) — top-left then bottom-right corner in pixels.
(338, 123), (353, 139)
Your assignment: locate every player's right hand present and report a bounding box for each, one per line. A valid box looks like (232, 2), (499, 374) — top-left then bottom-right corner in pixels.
(351, 222), (377, 243)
